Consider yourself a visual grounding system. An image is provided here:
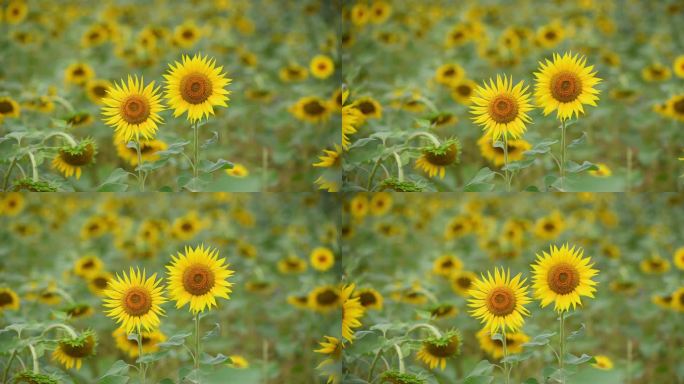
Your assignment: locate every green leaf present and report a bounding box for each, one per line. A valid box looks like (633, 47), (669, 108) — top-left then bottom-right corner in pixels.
(502, 158), (535, 171)
(567, 132), (587, 148)
(201, 352), (228, 365)
(522, 332), (556, 347)
(524, 139), (558, 155)
(464, 167), (496, 191)
(466, 360), (495, 377)
(463, 377), (493, 384)
(96, 168), (131, 192)
(158, 331), (192, 347)
(136, 350), (171, 363)
(566, 161), (598, 174)
(202, 323), (220, 340)
(501, 350), (534, 363)
(567, 323), (585, 341)
(200, 159), (234, 173)
(156, 140), (191, 156)
(565, 353), (594, 365)
(201, 131), (219, 148)
(97, 375), (129, 384)
(100, 360), (130, 377)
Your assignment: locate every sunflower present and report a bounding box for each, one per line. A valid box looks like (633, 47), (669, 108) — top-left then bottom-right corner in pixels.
(315, 176), (339, 192)
(115, 137), (167, 166)
(415, 329), (462, 370)
(444, 215), (472, 240)
(468, 268), (531, 333)
(313, 145), (341, 168)
(451, 78), (478, 105)
(673, 247), (684, 270)
(342, 102), (363, 149)
(640, 254), (670, 274)
(66, 112), (94, 127)
(674, 55), (684, 78)
(652, 294), (673, 310)
(74, 255), (103, 278)
(592, 355), (614, 370)
(65, 62), (95, 86)
(61, 303), (94, 319)
(314, 336), (342, 384)
(88, 271), (113, 296)
(369, 192), (392, 215)
(166, 244), (234, 314)
(279, 64), (309, 82)
(353, 288), (383, 310)
(290, 96), (331, 123)
(0, 97), (21, 120)
(642, 63), (671, 82)
(164, 54), (231, 122)
(352, 96), (382, 119)
(533, 211), (565, 239)
(5, 0), (28, 24)
(470, 75), (533, 141)
(102, 75), (164, 142)
(530, 244), (599, 312)
(536, 22), (565, 48)
(51, 330), (97, 370)
(81, 24), (108, 48)
(173, 22), (201, 48)
(349, 194), (369, 218)
(310, 55), (335, 79)
(287, 294), (310, 309)
(589, 163), (612, 177)
(171, 211), (204, 240)
(103, 267), (166, 333)
(477, 135), (531, 167)
(671, 287), (684, 312)
(476, 328), (529, 359)
(308, 285), (341, 312)
(52, 138), (97, 179)
(277, 255), (307, 274)
(0, 287), (20, 312)
(395, 285), (428, 305)
(534, 52), (601, 121)
(113, 327), (166, 358)
(341, 284), (364, 342)
(432, 254), (463, 277)
(228, 355), (249, 368)
(415, 138), (461, 179)
(350, 3), (370, 26)
(664, 95), (684, 122)
(0, 193), (25, 216)
(435, 63), (465, 86)
(86, 79), (113, 105)
(310, 247), (335, 271)
(429, 303), (458, 319)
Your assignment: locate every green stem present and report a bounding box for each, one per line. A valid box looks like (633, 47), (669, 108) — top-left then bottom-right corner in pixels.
(367, 348), (383, 381)
(43, 132), (77, 147)
(138, 332), (146, 384)
(2, 157), (18, 191)
(42, 323), (78, 338)
(406, 323), (442, 338)
(503, 135), (511, 192)
(407, 131), (441, 147)
(27, 344), (39, 374)
(26, 151), (39, 182)
(560, 120), (567, 189)
(559, 311), (565, 384)
(2, 350), (17, 383)
(194, 314), (201, 372)
(366, 156), (383, 191)
(392, 343), (405, 374)
(193, 121), (200, 179)
(391, 152), (403, 181)
(261, 148), (268, 192)
(135, 136), (145, 192)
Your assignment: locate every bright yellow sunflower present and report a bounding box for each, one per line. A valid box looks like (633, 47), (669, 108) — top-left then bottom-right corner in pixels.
(341, 284), (364, 342)
(166, 244), (234, 313)
(102, 75), (164, 142)
(530, 244), (599, 312)
(103, 268), (166, 333)
(313, 145), (341, 168)
(0, 287), (20, 311)
(164, 54), (231, 122)
(0, 97), (21, 120)
(468, 267), (531, 333)
(415, 329), (462, 370)
(674, 55), (684, 78)
(310, 247), (335, 271)
(113, 327), (166, 358)
(534, 52), (601, 120)
(51, 330), (97, 370)
(470, 75), (533, 141)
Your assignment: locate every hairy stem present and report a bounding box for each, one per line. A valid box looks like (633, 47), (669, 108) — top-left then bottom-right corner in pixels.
(2, 350), (18, 383)
(194, 314), (201, 372)
(193, 121), (200, 179)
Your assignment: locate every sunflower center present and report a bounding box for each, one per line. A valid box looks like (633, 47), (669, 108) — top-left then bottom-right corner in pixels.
(456, 85), (472, 96)
(357, 101), (376, 114)
(424, 144), (458, 166)
(358, 292), (377, 306)
(93, 85), (107, 97)
(180, 73), (212, 104)
(424, 337), (459, 357)
(486, 286), (516, 316)
(0, 101), (14, 114)
(456, 277), (471, 289)
(0, 292), (13, 305)
(123, 287), (152, 316)
(303, 100), (326, 115)
(673, 99), (684, 114)
(93, 277), (108, 289)
(59, 144), (95, 166)
(680, 295), (684, 305)
(121, 95), (151, 125)
(488, 95), (518, 123)
(550, 71), (582, 103)
(83, 260), (95, 268)
(182, 264), (215, 296)
(547, 263), (580, 294)
(316, 289), (339, 305)
(60, 336), (95, 358)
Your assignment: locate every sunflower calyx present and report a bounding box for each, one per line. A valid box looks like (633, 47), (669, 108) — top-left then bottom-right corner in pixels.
(380, 370), (427, 384)
(379, 177), (426, 192)
(11, 178), (58, 192)
(12, 371), (59, 384)
(57, 138), (97, 166)
(420, 137), (462, 167)
(421, 329), (462, 358)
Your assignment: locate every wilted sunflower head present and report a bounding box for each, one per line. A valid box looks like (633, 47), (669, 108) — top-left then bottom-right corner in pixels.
(51, 330), (97, 370)
(52, 138), (97, 180)
(415, 138), (462, 179)
(416, 329), (462, 370)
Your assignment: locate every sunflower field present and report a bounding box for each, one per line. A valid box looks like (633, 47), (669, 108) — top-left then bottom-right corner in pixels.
(341, 0), (684, 192)
(0, 0), (340, 192)
(341, 192), (684, 384)
(0, 193), (341, 383)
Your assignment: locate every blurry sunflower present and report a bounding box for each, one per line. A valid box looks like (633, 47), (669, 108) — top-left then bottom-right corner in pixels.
(670, 288), (684, 312)
(351, 96), (382, 119)
(226, 163), (249, 177)
(314, 336), (342, 384)
(166, 244), (234, 313)
(640, 254), (670, 274)
(51, 330), (97, 370)
(642, 63), (671, 82)
(609, 280), (637, 295)
(435, 63), (465, 86)
(588, 163), (612, 177)
(477, 135), (531, 167)
(310, 55), (335, 79)
(350, 3), (370, 26)
(0, 288), (20, 311)
(673, 247), (684, 270)
(173, 22), (201, 48)
(342, 99), (363, 149)
(652, 294), (673, 310)
(674, 55), (684, 78)
(416, 329), (462, 370)
(533, 211), (565, 239)
(287, 294), (310, 309)
(113, 327), (166, 358)
(277, 255), (307, 274)
(51, 138), (97, 180)
(432, 254), (463, 277)
(313, 145), (341, 168)
(310, 247), (335, 272)
(102, 75), (164, 142)
(664, 95), (684, 122)
(0, 96), (21, 120)
(245, 88), (274, 103)
(171, 211), (204, 240)
(6, 0), (28, 24)
(65, 62), (95, 86)
(279, 64), (309, 82)
(290, 96), (331, 123)
(536, 21), (565, 48)
(115, 137), (167, 166)
(228, 355), (249, 368)
(164, 54), (231, 122)
(103, 268), (166, 333)
(429, 303), (458, 319)
(353, 288), (383, 310)
(468, 267), (530, 333)
(0, 193), (25, 216)
(308, 285), (341, 312)
(369, 1), (392, 24)
(534, 52), (601, 120)
(369, 192), (392, 215)
(315, 176), (339, 193)
(415, 138), (461, 179)
(592, 355), (614, 370)
(531, 244), (599, 312)
(66, 112), (94, 127)
(476, 328), (529, 359)
(341, 284), (364, 342)
(395, 285), (428, 305)
(444, 215), (471, 240)
(81, 24), (109, 48)
(38, 285), (61, 305)
(63, 303), (95, 319)
(471, 75), (533, 141)
(88, 271), (114, 296)
(600, 242), (621, 259)
(86, 79), (113, 105)
(445, 24), (470, 47)
(451, 78), (478, 105)
(74, 255), (103, 278)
